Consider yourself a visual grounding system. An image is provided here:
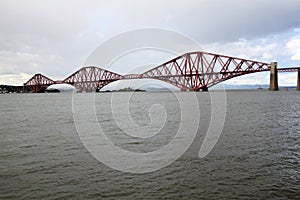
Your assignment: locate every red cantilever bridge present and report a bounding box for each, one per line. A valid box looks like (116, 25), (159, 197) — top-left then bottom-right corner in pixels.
(24, 51), (300, 93)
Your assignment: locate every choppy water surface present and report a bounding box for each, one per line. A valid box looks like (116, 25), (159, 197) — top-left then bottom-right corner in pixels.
(1, 91), (299, 199)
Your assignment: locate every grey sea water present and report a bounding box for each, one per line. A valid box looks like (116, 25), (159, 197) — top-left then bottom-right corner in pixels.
(0, 91), (299, 199)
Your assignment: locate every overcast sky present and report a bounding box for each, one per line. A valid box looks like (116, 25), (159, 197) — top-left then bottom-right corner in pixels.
(0, 0), (299, 86)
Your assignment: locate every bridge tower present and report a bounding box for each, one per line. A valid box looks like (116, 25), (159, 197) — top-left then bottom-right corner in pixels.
(269, 62), (278, 91)
(297, 70), (300, 91)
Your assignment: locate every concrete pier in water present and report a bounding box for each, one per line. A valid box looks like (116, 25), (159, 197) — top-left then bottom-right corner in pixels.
(269, 62), (279, 91)
(297, 70), (300, 91)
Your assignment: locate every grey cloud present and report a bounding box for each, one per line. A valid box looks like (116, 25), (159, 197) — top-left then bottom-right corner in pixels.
(84, 0), (300, 42)
(0, 0), (299, 83)
(1, 0), (299, 44)
(165, 0), (300, 43)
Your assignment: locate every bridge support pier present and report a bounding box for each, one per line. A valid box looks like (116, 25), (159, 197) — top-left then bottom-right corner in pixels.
(269, 62), (278, 91)
(201, 86), (208, 92)
(297, 70), (300, 91)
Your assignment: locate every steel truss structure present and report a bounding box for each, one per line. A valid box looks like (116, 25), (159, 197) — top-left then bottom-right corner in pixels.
(24, 73), (55, 93)
(24, 52), (300, 92)
(63, 66), (123, 92)
(142, 52), (271, 91)
(278, 67), (300, 73)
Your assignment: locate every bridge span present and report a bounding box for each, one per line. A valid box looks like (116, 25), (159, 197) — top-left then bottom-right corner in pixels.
(24, 51), (300, 93)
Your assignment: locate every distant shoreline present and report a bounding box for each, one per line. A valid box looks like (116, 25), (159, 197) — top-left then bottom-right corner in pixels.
(0, 84), (297, 94)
